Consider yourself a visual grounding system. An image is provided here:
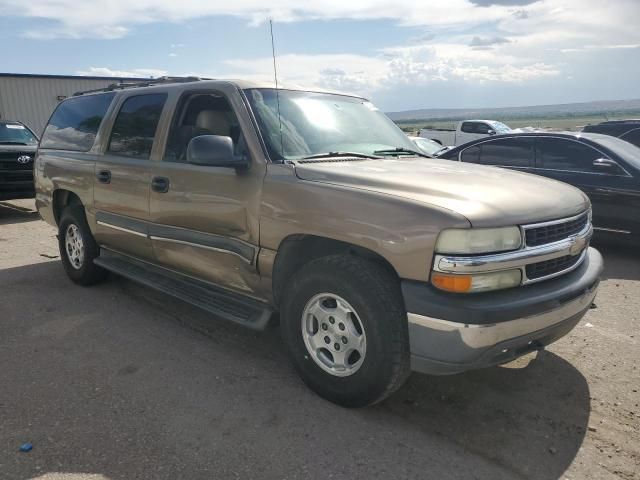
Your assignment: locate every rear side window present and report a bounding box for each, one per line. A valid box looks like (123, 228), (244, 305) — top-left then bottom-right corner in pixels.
(460, 144), (480, 163)
(108, 94), (167, 159)
(478, 138), (534, 167)
(537, 138), (601, 172)
(460, 122), (476, 133)
(40, 93), (115, 151)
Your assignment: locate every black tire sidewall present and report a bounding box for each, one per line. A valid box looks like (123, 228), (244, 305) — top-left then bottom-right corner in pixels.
(58, 207), (105, 285)
(281, 257), (408, 407)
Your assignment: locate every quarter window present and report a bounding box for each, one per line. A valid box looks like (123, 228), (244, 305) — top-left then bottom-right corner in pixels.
(478, 138), (534, 167)
(536, 138), (601, 173)
(108, 94), (167, 159)
(40, 93), (115, 151)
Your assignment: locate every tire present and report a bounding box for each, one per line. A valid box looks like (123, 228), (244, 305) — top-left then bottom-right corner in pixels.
(280, 255), (411, 407)
(58, 205), (108, 286)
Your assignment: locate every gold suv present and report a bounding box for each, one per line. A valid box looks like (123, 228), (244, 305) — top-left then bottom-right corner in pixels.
(35, 78), (602, 407)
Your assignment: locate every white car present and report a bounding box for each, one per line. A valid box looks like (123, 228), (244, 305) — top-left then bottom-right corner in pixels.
(418, 120), (511, 147)
(408, 136), (450, 157)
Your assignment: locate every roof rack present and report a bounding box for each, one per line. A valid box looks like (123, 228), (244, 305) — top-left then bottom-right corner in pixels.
(72, 76), (209, 96)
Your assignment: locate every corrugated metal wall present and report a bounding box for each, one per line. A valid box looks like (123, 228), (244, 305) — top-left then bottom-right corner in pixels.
(0, 76), (134, 136)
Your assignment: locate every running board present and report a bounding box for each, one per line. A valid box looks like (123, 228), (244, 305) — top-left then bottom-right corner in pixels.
(94, 250), (273, 330)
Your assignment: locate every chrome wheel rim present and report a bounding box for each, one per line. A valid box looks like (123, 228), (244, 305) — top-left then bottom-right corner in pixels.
(65, 224), (85, 270)
(301, 293), (367, 377)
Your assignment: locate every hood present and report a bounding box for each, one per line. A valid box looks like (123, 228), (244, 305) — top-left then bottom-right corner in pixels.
(294, 157), (590, 227)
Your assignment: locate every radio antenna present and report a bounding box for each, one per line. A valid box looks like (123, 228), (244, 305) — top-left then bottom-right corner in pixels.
(270, 19), (285, 159)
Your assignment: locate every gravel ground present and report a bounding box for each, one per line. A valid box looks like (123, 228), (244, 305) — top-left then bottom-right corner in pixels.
(0, 199), (638, 480)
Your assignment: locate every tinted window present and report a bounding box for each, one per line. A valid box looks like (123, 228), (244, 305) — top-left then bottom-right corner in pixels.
(620, 128), (640, 149)
(40, 93), (115, 151)
(108, 94), (167, 159)
(461, 122), (476, 133)
(537, 138), (601, 172)
(460, 145), (480, 163)
(475, 123), (491, 134)
(478, 138), (534, 167)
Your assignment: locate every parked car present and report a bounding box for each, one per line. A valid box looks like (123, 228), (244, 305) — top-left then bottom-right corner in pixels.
(35, 79), (602, 407)
(0, 120), (38, 200)
(408, 136), (449, 156)
(439, 132), (640, 242)
(418, 120), (511, 146)
(582, 120), (640, 149)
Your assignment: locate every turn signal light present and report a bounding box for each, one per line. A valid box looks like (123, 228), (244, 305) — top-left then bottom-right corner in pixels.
(431, 273), (472, 293)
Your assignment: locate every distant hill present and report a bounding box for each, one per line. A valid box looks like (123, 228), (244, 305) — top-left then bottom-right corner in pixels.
(387, 98), (640, 122)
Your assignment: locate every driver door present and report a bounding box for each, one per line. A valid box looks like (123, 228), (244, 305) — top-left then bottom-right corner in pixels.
(149, 89), (266, 295)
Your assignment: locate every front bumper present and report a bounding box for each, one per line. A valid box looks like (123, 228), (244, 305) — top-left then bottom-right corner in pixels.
(404, 247), (602, 375)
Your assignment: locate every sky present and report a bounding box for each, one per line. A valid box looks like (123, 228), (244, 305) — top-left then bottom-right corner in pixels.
(0, 0), (639, 112)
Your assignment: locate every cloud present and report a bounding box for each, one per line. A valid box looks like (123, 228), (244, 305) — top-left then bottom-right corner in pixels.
(0, 0), (514, 39)
(470, 0), (537, 6)
(76, 67), (168, 78)
(469, 36), (511, 47)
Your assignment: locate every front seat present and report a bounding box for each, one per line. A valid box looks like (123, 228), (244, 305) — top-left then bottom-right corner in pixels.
(195, 110), (231, 137)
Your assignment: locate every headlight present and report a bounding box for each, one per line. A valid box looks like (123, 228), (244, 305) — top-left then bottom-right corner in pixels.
(435, 227), (522, 255)
(431, 269), (522, 293)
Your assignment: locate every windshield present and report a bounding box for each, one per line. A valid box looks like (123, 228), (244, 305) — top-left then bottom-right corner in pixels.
(487, 121), (512, 134)
(0, 123), (38, 145)
(245, 89), (417, 161)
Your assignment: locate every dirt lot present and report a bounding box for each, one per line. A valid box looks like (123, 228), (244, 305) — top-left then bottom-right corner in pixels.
(0, 199), (638, 480)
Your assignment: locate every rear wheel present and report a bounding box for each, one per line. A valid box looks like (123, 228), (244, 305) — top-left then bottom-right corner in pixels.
(281, 255), (411, 407)
(58, 206), (107, 285)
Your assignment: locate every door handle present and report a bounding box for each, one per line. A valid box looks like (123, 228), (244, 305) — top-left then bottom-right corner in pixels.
(96, 170), (111, 184)
(151, 176), (170, 193)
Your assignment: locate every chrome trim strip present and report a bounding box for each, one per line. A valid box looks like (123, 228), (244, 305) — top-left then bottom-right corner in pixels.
(149, 236), (252, 264)
(97, 220), (148, 238)
(435, 223), (592, 275)
(407, 283), (596, 350)
(593, 226), (631, 234)
(522, 210), (588, 229)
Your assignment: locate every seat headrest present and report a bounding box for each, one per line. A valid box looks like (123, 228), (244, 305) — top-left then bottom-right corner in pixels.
(195, 110), (231, 137)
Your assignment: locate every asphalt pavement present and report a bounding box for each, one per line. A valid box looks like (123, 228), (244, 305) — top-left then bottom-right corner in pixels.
(1, 200), (638, 480)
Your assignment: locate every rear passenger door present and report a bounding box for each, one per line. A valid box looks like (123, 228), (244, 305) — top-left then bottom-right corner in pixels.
(533, 137), (630, 232)
(93, 93), (168, 261)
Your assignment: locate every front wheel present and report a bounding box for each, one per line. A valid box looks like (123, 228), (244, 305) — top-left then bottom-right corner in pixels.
(280, 255), (411, 407)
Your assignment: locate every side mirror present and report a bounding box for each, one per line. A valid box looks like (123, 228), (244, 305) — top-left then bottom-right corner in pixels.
(592, 158), (620, 172)
(187, 135), (248, 168)
(487, 129), (496, 135)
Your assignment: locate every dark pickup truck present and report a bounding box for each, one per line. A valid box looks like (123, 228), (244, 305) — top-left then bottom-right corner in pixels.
(0, 121), (38, 200)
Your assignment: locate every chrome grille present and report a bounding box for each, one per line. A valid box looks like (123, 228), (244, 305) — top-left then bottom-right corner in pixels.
(526, 254), (583, 280)
(525, 212), (589, 247)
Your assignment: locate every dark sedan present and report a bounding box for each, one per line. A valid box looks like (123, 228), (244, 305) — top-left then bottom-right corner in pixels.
(438, 132), (640, 242)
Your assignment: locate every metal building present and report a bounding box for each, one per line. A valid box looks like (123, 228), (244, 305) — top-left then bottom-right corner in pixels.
(0, 73), (146, 136)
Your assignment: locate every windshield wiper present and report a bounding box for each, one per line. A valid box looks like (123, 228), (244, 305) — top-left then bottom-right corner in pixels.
(0, 141), (29, 145)
(373, 147), (431, 158)
(300, 151), (381, 160)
